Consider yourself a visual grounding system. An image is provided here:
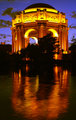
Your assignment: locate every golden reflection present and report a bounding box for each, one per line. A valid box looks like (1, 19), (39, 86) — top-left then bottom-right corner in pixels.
(12, 66), (70, 120)
(47, 66), (69, 119)
(54, 53), (58, 60)
(26, 64), (29, 73)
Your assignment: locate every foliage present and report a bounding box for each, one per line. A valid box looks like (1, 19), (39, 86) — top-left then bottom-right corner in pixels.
(69, 35), (76, 53)
(69, 35), (76, 61)
(12, 34), (60, 63)
(71, 35), (76, 45)
(2, 7), (21, 19)
(39, 34), (59, 61)
(19, 34), (60, 63)
(20, 44), (40, 62)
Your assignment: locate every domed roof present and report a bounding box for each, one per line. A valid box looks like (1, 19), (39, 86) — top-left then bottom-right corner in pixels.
(25, 3), (56, 10)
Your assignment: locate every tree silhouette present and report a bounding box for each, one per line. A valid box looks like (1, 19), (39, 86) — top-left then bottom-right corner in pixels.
(69, 35), (76, 52)
(71, 35), (76, 45)
(20, 44), (40, 62)
(69, 35), (76, 62)
(39, 34), (59, 61)
(18, 34), (59, 63)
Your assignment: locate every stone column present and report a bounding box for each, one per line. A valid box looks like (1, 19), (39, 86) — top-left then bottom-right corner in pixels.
(21, 25), (25, 49)
(58, 25), (62, 50)
(59, 25), (68, 55)
(16, 27), (19, 52)
(38, 23), (44, 38)
(38, 22), (47, 38)
(18, 27), (22, 51)
(17, 25), (25, 52)
(66, 27), (68, 51)
(62, 26), (65, 51)
(43, 23), (47, 36)
(62, 26), (68, 52)
(25, 37), (29, 48)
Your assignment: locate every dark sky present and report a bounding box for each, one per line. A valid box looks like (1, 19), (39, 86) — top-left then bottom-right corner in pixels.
(0, 0), (76, 44)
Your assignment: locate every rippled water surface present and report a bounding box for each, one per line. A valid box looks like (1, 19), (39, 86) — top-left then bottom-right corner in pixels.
(0, 65), (76, 120)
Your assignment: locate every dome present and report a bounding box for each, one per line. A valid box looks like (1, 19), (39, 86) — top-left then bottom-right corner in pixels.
(25, 3), (56, 10)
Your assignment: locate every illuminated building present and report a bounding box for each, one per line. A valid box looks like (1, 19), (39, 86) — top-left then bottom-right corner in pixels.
(11, 3), (68, 59)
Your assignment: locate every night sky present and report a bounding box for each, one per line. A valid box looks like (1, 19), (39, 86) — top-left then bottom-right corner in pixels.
(0, 0), (76, 45)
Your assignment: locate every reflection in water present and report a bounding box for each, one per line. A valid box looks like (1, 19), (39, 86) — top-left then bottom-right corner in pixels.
(12, 65), (70, 120)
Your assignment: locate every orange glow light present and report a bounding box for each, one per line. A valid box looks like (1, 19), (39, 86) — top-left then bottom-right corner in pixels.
(48, 29), (58, 37)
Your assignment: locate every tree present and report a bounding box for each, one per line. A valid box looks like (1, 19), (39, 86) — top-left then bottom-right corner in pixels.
(71, 35), (76, 45)
(20, 44), (40, 62)
(18, 34), (59, 63)
(69, 35), (76, 62)
(26, 44), (40, 61)
(38, 34), (59, 61)
(69, 35), (76, 53)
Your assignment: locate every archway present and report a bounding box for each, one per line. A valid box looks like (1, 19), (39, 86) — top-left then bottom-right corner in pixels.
(48, 29), (59, 60)
(24, 29), (36, 38)
(29, 37), (38, 44)
(48, 29), (58, 37)
(24, 29), (38, 47)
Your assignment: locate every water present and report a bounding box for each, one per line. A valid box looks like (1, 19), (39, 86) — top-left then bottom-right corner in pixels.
(0, 64), (76, 120)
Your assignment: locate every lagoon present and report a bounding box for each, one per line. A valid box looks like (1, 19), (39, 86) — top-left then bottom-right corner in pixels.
(0, 64), (76, 120)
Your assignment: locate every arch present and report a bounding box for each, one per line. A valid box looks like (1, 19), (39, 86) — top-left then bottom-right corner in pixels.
(30, 37), (38, 44)
(24, 29), (37, 38)
(48, 29), (58, 37)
